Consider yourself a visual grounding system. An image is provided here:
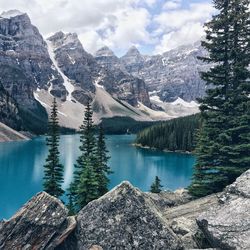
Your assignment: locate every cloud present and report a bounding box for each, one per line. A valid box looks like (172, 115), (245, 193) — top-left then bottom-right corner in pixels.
(0, 0), (215, 55)
(154, 2), (215, 53)
(154, 22), (204, 53)
(163, 0), (181, 10)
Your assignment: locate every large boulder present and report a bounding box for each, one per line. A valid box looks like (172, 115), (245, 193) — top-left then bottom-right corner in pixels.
(0, 192), (76, 249)
(76, 181), (183, 250)
(197, 169), (250, 249)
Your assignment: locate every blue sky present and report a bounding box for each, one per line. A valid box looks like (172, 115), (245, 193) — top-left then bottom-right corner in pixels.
(0, 0), (215, 56)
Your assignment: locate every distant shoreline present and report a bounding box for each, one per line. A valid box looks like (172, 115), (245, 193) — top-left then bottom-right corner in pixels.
(133, 143), (193, 155)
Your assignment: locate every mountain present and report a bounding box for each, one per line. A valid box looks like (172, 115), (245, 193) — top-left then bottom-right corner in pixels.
(95, 42), (210, 102)
(0, 10), (200, 132)
(0, 10), (65, 133)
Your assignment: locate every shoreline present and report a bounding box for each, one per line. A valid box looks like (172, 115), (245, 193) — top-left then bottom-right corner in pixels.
(133, 143), (193, 155)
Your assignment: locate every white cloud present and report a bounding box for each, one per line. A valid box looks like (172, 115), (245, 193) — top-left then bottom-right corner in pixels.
(154, 22), (204, 53)
(0, 0), (215, 55)
(163, 0), (181, 10)
(155, 3), (214, 31)
(154, 2), (215, 53)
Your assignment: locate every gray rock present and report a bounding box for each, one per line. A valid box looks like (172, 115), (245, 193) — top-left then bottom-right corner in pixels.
(0, 192), (76, 250)
(147, 189), (192, 210)
(76, 181), (183, 250)
(164, 193), (219, 249)
(197, 169), (250, 250)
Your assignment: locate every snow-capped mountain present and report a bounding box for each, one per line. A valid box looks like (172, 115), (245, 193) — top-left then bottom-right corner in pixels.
(0, 10), (201, 131)
(96, 42), (210, 102)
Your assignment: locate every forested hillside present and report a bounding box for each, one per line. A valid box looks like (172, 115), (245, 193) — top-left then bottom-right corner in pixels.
(135, 114), (201, 152)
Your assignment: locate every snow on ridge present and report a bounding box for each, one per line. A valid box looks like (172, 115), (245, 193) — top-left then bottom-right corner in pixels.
(150, 95), (163, 104)
(94, 77), (105, 89)
(171, 97), (199, 108)
(47, 40), (75, 101)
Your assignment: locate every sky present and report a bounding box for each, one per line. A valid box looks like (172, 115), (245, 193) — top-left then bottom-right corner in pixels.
(0, 0), (215, 56)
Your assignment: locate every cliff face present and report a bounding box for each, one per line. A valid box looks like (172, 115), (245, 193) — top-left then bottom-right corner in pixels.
(0, 83), (22, 130)
(0, 169), (249, 249)
(0, 10), (65, 133)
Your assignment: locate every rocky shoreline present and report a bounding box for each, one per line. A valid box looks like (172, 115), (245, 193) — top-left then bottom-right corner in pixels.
(0, 169), (249, 249)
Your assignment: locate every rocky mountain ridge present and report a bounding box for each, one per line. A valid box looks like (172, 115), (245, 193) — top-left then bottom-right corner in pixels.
(95, 41), (210, 103)
(0, 169), (249, 249)
(0, 10), (201, 132)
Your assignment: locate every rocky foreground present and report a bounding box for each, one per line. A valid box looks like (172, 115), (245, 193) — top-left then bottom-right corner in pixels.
(0, 170), (249, 250)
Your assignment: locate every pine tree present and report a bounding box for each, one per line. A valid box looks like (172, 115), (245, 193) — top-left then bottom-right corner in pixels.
(43, 98), (64, 198)
(95, 124), (112, 196)
(150, 176), (163, 193)
(72, 100), (97, 190)
(70, 100), (99, 211)
(66, 183), (75, 215)
(189, 0), (250, 197)
(75, 157), (99, 208)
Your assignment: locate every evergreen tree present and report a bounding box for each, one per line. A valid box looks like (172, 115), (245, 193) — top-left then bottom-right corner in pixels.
(66, 183), (75, 215)
(70, 100), (99, 211)
(96, 124), (112, 196)
(189, 0), (250, 197)
(135, 114), (200, 152)
(72, 100), (97, 190)
(150, 176), (163, 193)
(76, 157), (99, 208)
(43, 98), (64, 198)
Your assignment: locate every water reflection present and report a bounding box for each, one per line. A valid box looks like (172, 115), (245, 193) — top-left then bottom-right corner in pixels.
(0, 134), (194, 219)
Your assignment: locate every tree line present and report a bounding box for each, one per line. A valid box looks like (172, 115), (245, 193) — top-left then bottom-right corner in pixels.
(135, 114), (201, 152)
(43, 98), (111, 213)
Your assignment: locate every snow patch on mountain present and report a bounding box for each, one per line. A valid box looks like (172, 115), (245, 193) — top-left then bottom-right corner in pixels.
(47, 40), (75, 101)
(172, 97), (199, 108)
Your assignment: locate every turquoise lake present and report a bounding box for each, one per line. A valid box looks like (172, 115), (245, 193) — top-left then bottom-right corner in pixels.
(0, 134), (195, 219)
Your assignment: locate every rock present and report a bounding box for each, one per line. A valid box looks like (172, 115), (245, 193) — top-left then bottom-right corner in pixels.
(163, 193), (219, 249)
(147, 188), (192, 210)
(197, 169), (250, 250)
(0, 192), (76, 250)
(76, 181), (183, 250)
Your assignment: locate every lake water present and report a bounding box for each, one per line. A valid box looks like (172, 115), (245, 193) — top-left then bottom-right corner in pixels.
(0, 134), (195, 219)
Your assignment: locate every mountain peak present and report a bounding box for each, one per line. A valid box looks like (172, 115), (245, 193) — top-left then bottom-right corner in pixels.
(0, 10), (25, 19)
(126, 46), (141, 56)
(47, 31), (66, 41)
(95, 46), (116, 57)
